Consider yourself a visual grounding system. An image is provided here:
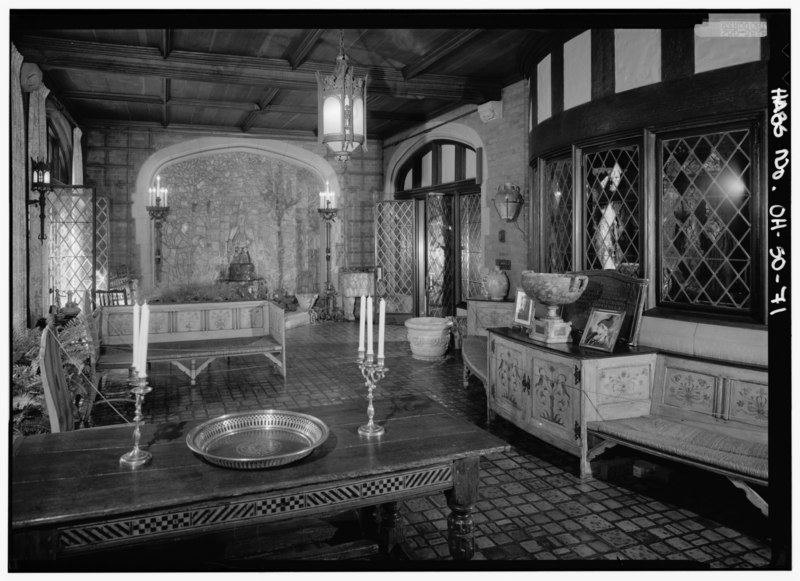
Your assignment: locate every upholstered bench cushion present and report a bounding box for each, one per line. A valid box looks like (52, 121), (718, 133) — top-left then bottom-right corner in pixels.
(462, 335), (488, 384)
(588, 416), (768, 482)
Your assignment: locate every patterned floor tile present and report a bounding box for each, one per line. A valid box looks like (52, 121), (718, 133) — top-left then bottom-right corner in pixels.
(92, 322), (773, 568)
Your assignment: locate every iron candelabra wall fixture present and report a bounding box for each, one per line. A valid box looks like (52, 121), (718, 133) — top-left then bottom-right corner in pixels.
(28, 158), (52, 243)
(356, 296), (387, 436)
(316, 29), (368, 165)
(147, 175), (170, 285)
(317, 181), (340, 320)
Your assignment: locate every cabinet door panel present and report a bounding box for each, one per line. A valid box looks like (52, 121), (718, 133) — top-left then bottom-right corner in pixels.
(489, 337), (529, 422)
(529, 352), (580, 448)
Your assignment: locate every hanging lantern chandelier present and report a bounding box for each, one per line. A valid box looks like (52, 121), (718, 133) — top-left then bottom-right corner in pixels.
(316, 29), (368, 165)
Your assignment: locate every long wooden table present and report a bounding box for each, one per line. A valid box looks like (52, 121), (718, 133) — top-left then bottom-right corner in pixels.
(11, 394), (509, 566)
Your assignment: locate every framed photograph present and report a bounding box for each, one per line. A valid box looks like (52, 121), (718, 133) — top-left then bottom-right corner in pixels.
(514, 290), (534, 326)
(579, 307), (625, 352)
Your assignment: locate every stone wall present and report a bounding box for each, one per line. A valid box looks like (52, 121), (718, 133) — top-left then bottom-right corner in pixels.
(83, 128), (382, 296)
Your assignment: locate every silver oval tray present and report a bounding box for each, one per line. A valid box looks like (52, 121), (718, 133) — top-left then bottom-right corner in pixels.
(186, 410), (329, 469)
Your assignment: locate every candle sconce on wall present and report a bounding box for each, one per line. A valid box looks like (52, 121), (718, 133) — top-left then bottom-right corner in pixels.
(28, 158), (52, 243)
(147, 175), (170, 285)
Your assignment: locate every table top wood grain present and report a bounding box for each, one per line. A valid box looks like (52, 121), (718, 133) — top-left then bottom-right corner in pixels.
(12, 394), (508, 530)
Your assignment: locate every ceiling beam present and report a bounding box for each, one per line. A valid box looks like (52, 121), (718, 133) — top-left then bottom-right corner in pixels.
(60, 89), (427, 123)
(162, 78), (170, 127)
(80, 117), (318, 139)
(16, 35), (502, 102)
(401, 29), (483, 80)
(241, 87), (280, 133)
(160, 29), (173, 59)
(288, 29), (324, 70)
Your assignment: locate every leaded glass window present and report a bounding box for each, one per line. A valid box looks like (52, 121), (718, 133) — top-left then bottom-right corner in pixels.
(543, 158), (573, 273)
(460, 193), (483, 301)
(659, 126), (755, 313)
(583, 145), (641, 274)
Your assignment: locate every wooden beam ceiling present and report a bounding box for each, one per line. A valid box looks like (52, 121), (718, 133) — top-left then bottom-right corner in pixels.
(15, 35), (502, 102)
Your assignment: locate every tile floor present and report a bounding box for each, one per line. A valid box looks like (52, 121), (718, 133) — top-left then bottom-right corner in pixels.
(94, 321), (776, 569)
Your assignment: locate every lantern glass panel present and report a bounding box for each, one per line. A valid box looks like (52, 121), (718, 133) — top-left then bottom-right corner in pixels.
(323, 96), (343, 134)
(353, 97), (364, 135)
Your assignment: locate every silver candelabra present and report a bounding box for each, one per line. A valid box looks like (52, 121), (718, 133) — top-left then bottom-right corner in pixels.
(357, 353), (387, 437)
(119, 372), (153, 468)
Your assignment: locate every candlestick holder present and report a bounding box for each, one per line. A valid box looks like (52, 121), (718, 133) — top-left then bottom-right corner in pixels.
(119, 373), (153, 468)
(357, 355), (387, 437)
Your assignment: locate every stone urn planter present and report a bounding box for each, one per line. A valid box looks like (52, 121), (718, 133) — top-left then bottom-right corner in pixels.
(404, 317), (453, 361)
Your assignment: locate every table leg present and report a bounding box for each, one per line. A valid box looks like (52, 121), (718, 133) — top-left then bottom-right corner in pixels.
(445, 456), (479, 560)
(378, 501), (405, 555)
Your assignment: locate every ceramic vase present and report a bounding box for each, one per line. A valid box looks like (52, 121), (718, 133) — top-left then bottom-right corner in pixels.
(484, 269), (509, 301)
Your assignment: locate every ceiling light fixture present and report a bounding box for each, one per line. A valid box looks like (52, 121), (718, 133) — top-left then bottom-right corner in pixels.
(316, 29), (368, 165)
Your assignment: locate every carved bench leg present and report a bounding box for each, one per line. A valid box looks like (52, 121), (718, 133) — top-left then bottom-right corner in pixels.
(729, 478), (769, 517)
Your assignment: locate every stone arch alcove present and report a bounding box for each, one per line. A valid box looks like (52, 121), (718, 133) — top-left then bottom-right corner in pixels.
(134, 137), (340, 295)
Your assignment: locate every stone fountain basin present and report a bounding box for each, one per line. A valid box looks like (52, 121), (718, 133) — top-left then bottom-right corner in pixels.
(521, 271), (589, 306)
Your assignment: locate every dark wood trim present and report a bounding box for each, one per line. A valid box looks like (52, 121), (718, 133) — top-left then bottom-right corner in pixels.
(393, 179), (480, 200)
(551, 44), (564, 117)
(16, 35), (502, 103)
(591, 29), (615, 101)
(530, 60), (767, 160)
(402, 29), (483, 80)
(661, 28), (694, 81)
(288, 29), (324, 70)
(529, 64), (537, 135)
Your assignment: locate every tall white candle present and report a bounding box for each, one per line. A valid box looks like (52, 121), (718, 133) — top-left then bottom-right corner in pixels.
(377, 298), (386, 360)
(132, 301), (140, 374)
(366, 296), (373, 356)
(358, 295), (366, 354)
(139, 302), (150, 377)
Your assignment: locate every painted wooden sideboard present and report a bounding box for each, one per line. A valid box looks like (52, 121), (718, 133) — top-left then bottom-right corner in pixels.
(486, 327), (657, 471)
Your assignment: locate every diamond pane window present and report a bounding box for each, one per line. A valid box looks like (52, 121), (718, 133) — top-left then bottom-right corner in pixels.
(543, 158), (573, 273)
(659, 127), (754, 312)
(583, 145), (641, 274)
(460, 193), (483, 301)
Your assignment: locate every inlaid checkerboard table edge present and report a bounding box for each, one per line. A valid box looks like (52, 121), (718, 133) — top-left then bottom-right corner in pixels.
(58, 463), (453, 554)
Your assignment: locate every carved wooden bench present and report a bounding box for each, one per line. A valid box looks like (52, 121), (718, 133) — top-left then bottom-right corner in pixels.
(97, 300), (286, 385)
(462, 299), (515, 392)
(583, 353), (768, 515)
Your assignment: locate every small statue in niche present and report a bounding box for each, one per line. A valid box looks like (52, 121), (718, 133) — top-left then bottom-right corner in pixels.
(227, 213), (254, 264)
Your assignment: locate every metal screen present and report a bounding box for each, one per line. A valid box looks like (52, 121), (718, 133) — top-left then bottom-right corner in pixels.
(47, 186), (109, 308)
(375, 200), (414, 314)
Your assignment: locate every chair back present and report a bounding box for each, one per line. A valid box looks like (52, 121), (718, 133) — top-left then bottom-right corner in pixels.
(39, 324), (76, 433)
(96, 289), (128, 307)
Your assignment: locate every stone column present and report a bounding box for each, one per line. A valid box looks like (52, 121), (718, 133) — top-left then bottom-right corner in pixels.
(23, 62), (50, 322)
(11, 44), (27, 332)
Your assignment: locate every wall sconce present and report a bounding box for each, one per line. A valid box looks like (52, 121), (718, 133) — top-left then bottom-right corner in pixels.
(146, 175), (171, 285)
(28, 158), (52, 243)
(493, 182), (524, 223)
